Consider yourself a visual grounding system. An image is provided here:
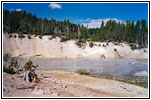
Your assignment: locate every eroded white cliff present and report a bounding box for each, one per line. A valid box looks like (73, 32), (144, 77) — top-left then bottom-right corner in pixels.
(3, 33), (148, 59)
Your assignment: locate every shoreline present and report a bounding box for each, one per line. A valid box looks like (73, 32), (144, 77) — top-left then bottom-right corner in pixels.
(3, 70), (148, 97)
(36, 69), (148, 89)
(35, 70), (149, 97)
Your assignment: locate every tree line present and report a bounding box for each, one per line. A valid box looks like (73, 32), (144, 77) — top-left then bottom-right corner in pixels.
(3, 10), (148, 48)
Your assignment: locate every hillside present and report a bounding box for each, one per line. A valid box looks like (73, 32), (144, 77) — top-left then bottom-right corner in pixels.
(3, 33), (148, 59)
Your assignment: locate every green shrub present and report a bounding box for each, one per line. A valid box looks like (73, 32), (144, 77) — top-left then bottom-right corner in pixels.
(78, 39), (82, 43)
(52, 35), (56, 38)
(18, 34), (25, 38)
(3, 66), (14, 74)
(49, 35), (57, 40)
(9, 34), (12, 38)
(39, 35), (42, 39)
(130, 43), (137, 50)
(76, 71), (89, 75)
(14, 34), (16, 38)
(24, 60), (38, 70)
(60, 38), (68, 42)
(34, 34), (37, 37)
(90, 34), (100, 42)
(89, 42), (94, 48)
(99, 40), (106, 42)
(102, 44), (106, 47)
(144, 49), (147, 52)
(106, 42), (109, 46)
(9, 58), (18, 68)
(76, 41), (82, 48)
(114, 48), (117, 52)
(3, 57), (19, 74)
(28, 35), (32, 39)
(49, 37), (53, 40)
(114, 42), (119, 45)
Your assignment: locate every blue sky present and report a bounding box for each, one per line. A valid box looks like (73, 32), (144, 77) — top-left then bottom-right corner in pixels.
(3, 3), (148, 28)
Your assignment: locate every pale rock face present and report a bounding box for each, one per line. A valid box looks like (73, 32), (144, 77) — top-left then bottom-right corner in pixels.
(3, 33), (148, 59)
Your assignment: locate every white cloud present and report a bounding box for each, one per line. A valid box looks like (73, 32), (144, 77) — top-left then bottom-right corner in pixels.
(49, 3), (61, 9)
(74, 18), (92, 24)
(16, 9), (21, 12)
(86, 18), (91, 21)
(81, 18), (125, 28)
(9, 8), (21, 12)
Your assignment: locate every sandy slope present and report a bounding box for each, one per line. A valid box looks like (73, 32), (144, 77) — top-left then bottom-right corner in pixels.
(3, 33), (148, 59)
(3, 70), (148, 97)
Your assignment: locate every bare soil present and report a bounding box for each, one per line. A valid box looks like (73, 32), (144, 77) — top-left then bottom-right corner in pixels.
(3, 70), (148, 97)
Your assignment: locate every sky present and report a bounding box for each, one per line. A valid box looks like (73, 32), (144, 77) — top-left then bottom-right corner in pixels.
(3, 3), (148, 28)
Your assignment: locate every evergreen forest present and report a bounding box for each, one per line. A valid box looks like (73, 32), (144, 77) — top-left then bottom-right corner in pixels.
(3, 10), (148, 48)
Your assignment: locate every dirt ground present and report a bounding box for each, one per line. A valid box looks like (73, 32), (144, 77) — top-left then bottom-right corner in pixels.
(3, 70), (148, 97)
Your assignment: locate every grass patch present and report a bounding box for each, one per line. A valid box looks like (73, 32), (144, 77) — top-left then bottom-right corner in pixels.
(3, 66), (15, 74)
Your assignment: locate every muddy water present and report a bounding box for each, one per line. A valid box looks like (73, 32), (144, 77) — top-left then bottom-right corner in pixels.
(18, 58), (148, 88)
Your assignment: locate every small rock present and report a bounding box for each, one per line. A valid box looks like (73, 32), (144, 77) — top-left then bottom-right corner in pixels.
(62, 85), (67, 88)
(126, 90), (132, 92)
(10, 84), (14, 88)
(49, 88), (51, 91)
(19, 75), (24, 78)
(53, 81), (57, 84)
(53, 87), (57, 90)
(3, 88), (6, 92)
(11, 77), (14, 80)
(43, 76), (49, 78)
(7, 90), (9, 93)
(123, 87), (127, 89)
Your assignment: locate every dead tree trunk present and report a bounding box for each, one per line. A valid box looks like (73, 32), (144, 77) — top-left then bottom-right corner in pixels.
(24, 70), (31, 82)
